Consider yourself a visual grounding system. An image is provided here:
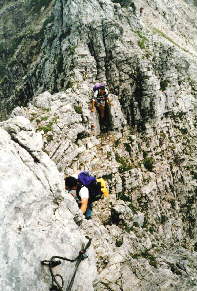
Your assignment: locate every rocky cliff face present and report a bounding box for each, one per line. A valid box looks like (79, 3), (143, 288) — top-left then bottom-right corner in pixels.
(0, 0), (197, 117)
(11, 84), (196, 290)
(0, 116), (96, 290)
(0, 0), (197, 290)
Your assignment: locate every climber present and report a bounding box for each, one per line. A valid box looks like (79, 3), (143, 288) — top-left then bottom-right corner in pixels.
(90, 82), (111, 131)
(140, 7), (144, 16)
(65, 176), (93, 220)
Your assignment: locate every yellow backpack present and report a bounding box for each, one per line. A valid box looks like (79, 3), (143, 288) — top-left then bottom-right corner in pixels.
(96, 178), (109, 198)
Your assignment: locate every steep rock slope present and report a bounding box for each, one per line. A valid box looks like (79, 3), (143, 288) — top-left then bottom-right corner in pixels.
(0, 0), (197, 117)
(1, 0), (197, 290)
(12, 84), (197, 290)
(0, 116), (96, 290)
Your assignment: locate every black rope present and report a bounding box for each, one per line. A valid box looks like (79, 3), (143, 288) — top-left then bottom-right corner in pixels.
(41, 236), (92, 291)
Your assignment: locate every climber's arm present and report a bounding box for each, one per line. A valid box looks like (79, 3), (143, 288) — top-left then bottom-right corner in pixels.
(80, 198), (88, 213)
(106, 96), (113, 106)
(90, 99), (96, 112)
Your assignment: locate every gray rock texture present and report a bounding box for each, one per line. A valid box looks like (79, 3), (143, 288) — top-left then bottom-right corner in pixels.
(12, 81), (196, 290)
(0, 116), (96, 291)
(0, 0), (197, 290)
(0, 0), (197, 118)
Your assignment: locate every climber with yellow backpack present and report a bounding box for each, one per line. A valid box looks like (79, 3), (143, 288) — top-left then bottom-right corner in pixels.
(65, 171), (109, 219)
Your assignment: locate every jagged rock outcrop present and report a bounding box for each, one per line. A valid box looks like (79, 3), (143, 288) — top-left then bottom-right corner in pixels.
(0, 116), (96, 290)
(11, 84), (197, 290)
(0, 0), (197, 118)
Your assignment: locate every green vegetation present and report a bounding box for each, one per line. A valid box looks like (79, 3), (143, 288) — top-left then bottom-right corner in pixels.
(124, 224), (134, 233)
(136, 31), (149, 49)
(179, 127), (188, 134)
(37, 116), (58, 133)
(128, 203), (138, 214)
(0, 36), (22, 60)
(137, 196), (149, 211)
(116, 192), (131, 202)
(37, 122), (53, 133)
(46, 135), (53, 142)
(66, 80), (74, 89)
(114, 139), (121, 147)
(160, 79), (169, 91)
(115, 237), (123, 247)
(76, 131), (89, 140)
(0, 111), (8, 121)
(148, 226), (155, 233)
(160, 215), (168, 224)
(153, 28), (190, 54)
(132, 250), (158, 268)
(124, 143), (132, 153)
(107, 151), (112, 159)
(43, 108), (50, 112)
(40, 115), (49, 121)
(115, 153), (134, 173)
(133, 221), (140, 227)
(138, 38), (146, 49)
(143, 157), (154, 171)
(74, 105), (83, 114)
(191, 171), (197, 180)
(174, 154), (184, 166)
(25, 0), (52, 13)
(111, 0), (136, 11)
(68, 45), (77, 55)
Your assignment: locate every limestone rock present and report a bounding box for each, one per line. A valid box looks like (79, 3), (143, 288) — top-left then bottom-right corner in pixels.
(0, 0), (197, 290)
(0, 117), (97, 290)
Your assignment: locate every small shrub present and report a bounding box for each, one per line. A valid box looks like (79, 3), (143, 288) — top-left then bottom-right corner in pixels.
(40, 116), (49, 121)
(148, 226), (155, 233)
(160, 215), (168, 224)
(37, 121), (54, 133)
(128, 203), (138, 213)
(143, 157), (154, 171)
(174, 154), (182, 165)
(66, 80), (74, 89)
(141, 251), (158, 268)
(76, 131), (88, 140)
(133, 221), (139, 227)
(132, 251), (158, 268)
(136, 31), (148, 49)
(180, 127), (188, 134)
(42, 108), (50, 112)
(138, 38), (146, 49)
(46, 135), (53, 142)
(115, 153), (133, 173)
(152, 28), (190, 53)
(137, 197), (149, 211)
(116, 192), (131, 202)
(38, 124), (52, 133)
(115, 238), (123, 247)
(160, 80), (169, 91)
(124, 225), (134, 233)
(114, 139), (121, 147)
(68, 45), (77, 55)
(74, 105), (82, 114)
(124, 143), (131, 153)
(143, 151), (148, 159)
(52, 116), (59, 123)
(107, 151), (112, 159)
